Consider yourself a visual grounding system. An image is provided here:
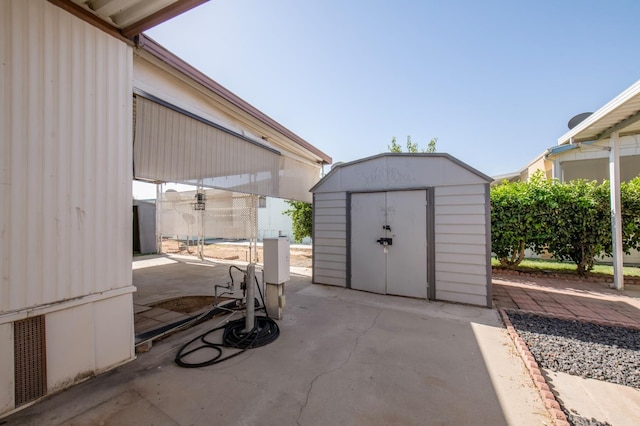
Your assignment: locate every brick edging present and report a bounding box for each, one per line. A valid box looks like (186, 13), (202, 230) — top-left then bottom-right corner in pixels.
(497, 308), (570, 426)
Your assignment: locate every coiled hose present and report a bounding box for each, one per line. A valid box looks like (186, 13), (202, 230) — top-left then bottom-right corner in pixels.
(175, 268), (280, 368)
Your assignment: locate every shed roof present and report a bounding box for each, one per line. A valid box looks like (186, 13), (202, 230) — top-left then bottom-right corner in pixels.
(311, 153), (492, 193)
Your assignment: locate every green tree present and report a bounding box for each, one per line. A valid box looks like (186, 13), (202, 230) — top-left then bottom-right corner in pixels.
(388, 136), (438, 153)
(283, 200), (312, 243)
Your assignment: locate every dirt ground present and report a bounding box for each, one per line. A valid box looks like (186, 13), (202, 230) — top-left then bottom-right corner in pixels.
(161, 239), (313, 268)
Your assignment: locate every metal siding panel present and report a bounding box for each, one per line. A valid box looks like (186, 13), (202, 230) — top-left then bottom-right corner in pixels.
(313, 215), (346, 224)
(314, 230), (345, 239)
(313, 238), (347, 247)
(435, 214), (486, 225)
(436, 243), (486, 255)
(436, 271), (487, 286)
(313, 268), (346, 279)
(2, 1), (132, 311)
(313, 276), (346, 287)
(313, 192), (346, 201)
(436, 253), (487, 266)
(313, 199), (346, 208)
(314, 207), (344, 216)
(436, 261), (487, 274)
(313, 246), (346, 255)
(436, 224), (485, 235)
(436, 282), (487, 296)
(435, 234), (486, 245)
(436, 290), (486, 306)
(314, 261), (347, 271)
(0, 2), (9, 312)
(314, 253), (345, 263)
(313, 223), (347, 232)
(436, 185), (485, 196)
(433, 194), (486, 205)
(435, 203), (486, 215)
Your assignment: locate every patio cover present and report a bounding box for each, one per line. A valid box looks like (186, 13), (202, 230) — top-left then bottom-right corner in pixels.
(557, 79), (640, 290)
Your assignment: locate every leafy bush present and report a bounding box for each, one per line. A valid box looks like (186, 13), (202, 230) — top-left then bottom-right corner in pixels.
(283, 200), (312, 243)
(491, 174), (640, 276)
(543, 179), (611, 276)
(490, 172), (550, 267)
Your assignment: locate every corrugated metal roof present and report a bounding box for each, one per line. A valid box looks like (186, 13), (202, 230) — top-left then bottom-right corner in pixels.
(50, 0), (208, 39)
(558, 79), (640, 145)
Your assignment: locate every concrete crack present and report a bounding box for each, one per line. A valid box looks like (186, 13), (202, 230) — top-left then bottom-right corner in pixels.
(296, 310), (382, 426)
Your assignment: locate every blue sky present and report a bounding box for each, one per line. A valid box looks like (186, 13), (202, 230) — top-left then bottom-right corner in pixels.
(146, 0), (640, 177)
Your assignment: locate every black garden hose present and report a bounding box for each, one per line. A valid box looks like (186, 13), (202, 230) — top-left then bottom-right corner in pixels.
(174, 265), (279, 368)
(174, 315), (279, 368)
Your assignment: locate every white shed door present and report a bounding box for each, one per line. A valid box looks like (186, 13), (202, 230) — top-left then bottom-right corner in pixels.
(350, 190), (427, 298)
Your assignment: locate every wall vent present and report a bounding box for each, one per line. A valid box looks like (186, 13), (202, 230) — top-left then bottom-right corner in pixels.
(14, 316), (47, 407)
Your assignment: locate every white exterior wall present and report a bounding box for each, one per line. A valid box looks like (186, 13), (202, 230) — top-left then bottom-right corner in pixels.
(1, 1), (135, 415)
(312, 192), (348, 287)
(434, 185), (490, 306)
(0, 324), (13, 413)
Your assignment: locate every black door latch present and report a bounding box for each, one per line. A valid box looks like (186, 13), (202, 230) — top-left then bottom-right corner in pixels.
(376, 237), (393, 246)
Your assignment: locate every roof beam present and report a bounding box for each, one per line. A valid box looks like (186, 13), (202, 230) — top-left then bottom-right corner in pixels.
(597, 109), (640, 140)
(49, 0), (209, 41)
(48, 0), (129, 43)
(121, 0), (209, 39)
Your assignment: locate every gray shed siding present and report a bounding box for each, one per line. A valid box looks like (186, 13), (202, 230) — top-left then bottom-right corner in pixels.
(310, 154), (492, 307)
(434, 184), (490, 306)
(313, 192), (348, 287)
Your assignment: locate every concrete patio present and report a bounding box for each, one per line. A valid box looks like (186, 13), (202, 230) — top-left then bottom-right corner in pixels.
(2, 255), (551, 425)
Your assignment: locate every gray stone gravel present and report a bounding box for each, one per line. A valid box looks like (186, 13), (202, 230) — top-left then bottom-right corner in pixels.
(507, 312), (638, 426)
(507, 312), (640, 388)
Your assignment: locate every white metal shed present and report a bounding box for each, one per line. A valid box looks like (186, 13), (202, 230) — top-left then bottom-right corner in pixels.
(310, 153), (493, 307)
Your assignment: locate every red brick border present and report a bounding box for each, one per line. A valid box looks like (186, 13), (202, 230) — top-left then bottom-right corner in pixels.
(498, 308), (570, 426)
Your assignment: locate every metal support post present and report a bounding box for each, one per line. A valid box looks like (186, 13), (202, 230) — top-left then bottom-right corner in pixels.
(609, 132), (624, 290)
(244, 263), (256, 332)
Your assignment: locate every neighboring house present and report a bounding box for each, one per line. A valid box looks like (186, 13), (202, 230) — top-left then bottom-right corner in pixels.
(495, 81), (640, 186)
(493, 79), (640, 271)
(258, 197), (312, 244)
(1, 0), (330, 416)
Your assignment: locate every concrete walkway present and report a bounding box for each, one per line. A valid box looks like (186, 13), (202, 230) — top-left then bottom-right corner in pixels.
(3, 255), (551, 425)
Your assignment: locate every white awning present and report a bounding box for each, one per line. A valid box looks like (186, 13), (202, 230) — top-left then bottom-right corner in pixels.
(556, 79), (640, 291)
(558, 80), (640, 145)
(133, 95), (319, 202)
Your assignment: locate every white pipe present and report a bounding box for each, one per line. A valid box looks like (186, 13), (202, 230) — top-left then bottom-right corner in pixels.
(244, 263), (256, 332)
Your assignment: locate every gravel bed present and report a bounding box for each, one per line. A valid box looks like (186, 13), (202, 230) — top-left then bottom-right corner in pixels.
(507, 312), (639, 426)
(507, 312), (640, 388)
